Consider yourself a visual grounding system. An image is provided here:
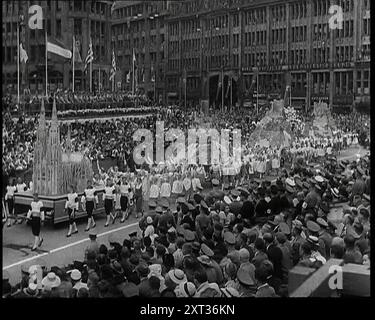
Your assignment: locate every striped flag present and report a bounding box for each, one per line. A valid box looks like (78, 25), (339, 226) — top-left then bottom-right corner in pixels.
(84, 39), (94, 72)
(47, 37), (72, 59)
(109, 50), (116, 81)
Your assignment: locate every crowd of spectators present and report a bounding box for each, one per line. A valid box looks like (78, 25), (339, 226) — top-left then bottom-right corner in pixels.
(3, 148), (370, 297)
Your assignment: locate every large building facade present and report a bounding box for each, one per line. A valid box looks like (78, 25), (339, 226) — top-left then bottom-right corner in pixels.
(2, 0), (113, 94)
(162, 0), (370, 110)
(111, 1), (168, 101)
(3, 0), (370, 111)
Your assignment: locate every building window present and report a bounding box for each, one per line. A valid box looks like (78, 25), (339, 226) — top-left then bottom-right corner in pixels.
(56, 20), (61, 38)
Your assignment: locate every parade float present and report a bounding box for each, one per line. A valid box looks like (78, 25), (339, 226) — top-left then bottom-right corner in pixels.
(248, 98), (294, 149)
(14, 99), (105, 225)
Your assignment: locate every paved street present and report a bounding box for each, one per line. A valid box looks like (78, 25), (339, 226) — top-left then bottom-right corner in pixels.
(3, 214), (140, 286)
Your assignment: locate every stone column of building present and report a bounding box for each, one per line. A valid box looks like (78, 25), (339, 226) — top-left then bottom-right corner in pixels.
(62, 1), (70, 90)
(144, 14), (151, 95)
(178, 19), (182, 103)
(329, 0), (335, 107)
(285, 3), (291, 100)
(238, 9), (244, 107)
(306, 1), (313, 112)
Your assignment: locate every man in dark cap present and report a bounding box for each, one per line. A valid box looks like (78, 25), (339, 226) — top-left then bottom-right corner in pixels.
(139, 201), (158, 231)
(263, 233), (283, 282)
(254, 187), (270, 224)
(317, 218), (332, 258)
(290, 220), (306, 266)
(269, 184), (281, 216)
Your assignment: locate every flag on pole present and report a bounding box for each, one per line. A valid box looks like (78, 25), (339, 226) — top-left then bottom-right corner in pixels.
(111, 1), (117, 15)
(109, 50), (117, 81)
(72, 38), (82, 64)
(216, 72), (222, 101)
(151, 65), (155, 82)
(47, 37), (72, 59)
(84, 39), (94, 72)
(20, 43), (28, 63)
(141, 67), (145, 83)
(225, 75), (231, 98)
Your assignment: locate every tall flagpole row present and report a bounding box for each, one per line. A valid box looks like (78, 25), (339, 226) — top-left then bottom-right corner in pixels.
(72, 35), (75, 93)
(17, 22), (20, 106)
(45, 28), (48, 97)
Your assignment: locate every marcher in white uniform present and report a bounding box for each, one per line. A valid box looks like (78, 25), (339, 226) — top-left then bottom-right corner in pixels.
(65, 185), (79, 237)
(26, 193), (45, 251)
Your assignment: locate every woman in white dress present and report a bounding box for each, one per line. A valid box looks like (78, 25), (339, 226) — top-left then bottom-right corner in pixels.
(27, 193), (45, 251)
(65, 185), (79, 237)
(5, 178), (17, 227)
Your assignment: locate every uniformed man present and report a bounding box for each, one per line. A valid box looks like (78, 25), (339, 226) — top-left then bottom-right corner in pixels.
(317, 218), (332, 258)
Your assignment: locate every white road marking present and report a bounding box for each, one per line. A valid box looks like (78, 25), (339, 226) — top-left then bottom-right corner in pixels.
(3, 222), (139, 270)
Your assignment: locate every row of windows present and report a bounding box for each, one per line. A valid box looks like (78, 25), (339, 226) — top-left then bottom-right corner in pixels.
(292, 26), (308, 42)
(244, 31), (266, 47)
(181, 58), (200, 71)
(291, 73), (307, 94)
(312, 47), (330, 64)
(290, 49), (308, 65)
(271, 28), (287, 45)
(290, 1), (307, 19)
(335, 45), (354, 62)
(312, 24), (330, 41)
(182, 39), (201, 54)
(335, 20), (354, 38)
(168, 59), (179, 71)
(244, 52), (267, 67)
(271, 50), (288, 65)
(244, 8), (267, 25)
(182, 20), (200, 35)
(271, 5), (287, 22)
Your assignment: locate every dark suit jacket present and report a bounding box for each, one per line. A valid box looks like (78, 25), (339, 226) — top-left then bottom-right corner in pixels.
(266, 244), (283, 280)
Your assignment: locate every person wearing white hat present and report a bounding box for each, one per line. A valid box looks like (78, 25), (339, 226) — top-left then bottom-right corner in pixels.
(144, 216), (155, 240)
(175, 281), (196, 298)
(41, 272), (61, 289)
(68, 269), (88, 296)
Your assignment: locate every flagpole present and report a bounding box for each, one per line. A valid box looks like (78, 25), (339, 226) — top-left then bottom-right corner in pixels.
(72, 35), (75, 93)
(45, 28), (48, 97)
(132, 48), (135, 96)
(89, 38), (92, 93)
(230, 75), (233, 111)
(184, 69), (187, 111)
(17, 22), (20, 106)
(256, 72), (259, 115)
(221, 66), (224, 113)
(99, 65), (101, 94)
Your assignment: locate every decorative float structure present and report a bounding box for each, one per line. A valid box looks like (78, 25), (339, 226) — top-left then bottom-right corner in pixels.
(32, 98), (93, 195)
(14, 99), (105, 225)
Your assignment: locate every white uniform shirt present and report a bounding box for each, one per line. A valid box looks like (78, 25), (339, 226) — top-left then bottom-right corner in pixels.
(16, 183), (27, 193)
(149, 184), (160, 199)
(66, 193), (78, 210)
(5, 186), (17, 200)
(160, 182), (171, 198)
(103, 186), (115, 200)
(84, 188), (97, 202)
